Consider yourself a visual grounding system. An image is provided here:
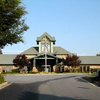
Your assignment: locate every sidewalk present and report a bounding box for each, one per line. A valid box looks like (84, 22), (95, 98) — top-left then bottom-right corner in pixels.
(0, 82), (11, 90)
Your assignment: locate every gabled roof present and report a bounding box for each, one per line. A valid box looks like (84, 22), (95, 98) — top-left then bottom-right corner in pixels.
(79, 56), (100, 65)
(37, 32), (56, 42)
(33, 54), (60, 59)
(21, 46), (71, 55)
(54, 47), (71, 55)
(21, 47), (39, 55)
(0, 54), (16, 65)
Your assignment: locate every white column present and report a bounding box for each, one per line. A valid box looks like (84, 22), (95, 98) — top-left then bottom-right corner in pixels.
(51, 42), (53, 53)
(32, 58), (38, 72)
(45, 53), (48, 72)
(39, 42), (41, 53)
(33, 58), (36, 67)
(56, 58), (58, 65)
(81, 66), (84, 72)
(85, 66), (88, 72)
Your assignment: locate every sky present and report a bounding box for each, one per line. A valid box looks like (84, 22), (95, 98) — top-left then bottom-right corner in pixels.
(3, 0), (100, 56)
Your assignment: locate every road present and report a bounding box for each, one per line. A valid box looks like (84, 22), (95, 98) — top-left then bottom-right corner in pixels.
(0, 74), (100, 100)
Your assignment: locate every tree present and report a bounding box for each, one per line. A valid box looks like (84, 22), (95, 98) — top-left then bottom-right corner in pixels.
(63, 54), (81, 67)
(70, 55), (81, 67)
(0, 49), (2, 54)
(13, 54), (31, 73)
(96, 53), (100, 56)
(0, 0), (29, 49)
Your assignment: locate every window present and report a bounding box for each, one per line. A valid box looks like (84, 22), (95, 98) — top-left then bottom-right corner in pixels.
(41, 43), (50, 53)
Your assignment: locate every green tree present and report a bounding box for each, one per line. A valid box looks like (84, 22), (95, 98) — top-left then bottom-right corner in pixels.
(0, 0), (29, 49)
(0, 49), (2, 54)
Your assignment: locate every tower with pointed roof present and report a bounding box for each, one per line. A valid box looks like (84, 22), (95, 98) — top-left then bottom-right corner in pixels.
(36, 32), (56, 54)
(15, 32), (72, 72)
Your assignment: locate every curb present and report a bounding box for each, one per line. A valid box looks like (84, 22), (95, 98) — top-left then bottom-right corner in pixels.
(0, 82), (11, 90)
(5, 73), (84, 76)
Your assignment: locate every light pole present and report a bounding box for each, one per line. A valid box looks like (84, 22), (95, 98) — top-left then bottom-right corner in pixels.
(44, 40), (48, 72)
(45, 50), (47, 72)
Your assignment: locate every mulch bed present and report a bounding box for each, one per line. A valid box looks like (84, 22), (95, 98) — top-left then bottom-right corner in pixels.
(83, 76), (100, 87)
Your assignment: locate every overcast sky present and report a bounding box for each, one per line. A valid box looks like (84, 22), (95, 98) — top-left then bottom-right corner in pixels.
(3, 0), (100, 56)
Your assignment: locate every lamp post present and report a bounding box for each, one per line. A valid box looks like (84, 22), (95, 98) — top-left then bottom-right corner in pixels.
(45, 50), (47, 72)
(44, 40), (48, 72)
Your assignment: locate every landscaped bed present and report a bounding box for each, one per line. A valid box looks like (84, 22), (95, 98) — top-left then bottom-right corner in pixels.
(0, 74), (5, 84)
(83, 76), (100, 87)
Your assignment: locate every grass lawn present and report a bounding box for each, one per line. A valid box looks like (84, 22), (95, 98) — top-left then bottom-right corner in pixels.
(0, 74), (5, 84)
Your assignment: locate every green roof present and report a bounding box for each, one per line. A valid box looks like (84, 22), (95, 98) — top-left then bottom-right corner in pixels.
(0, 54), (16, 65)
(37, 32), (56, 42)
(22, 46), (71, 55)
(21, 47), (38, 55)
(54, 47), (71, 55)
(0, 55), (100, 65)
(79, 56), (100, 65)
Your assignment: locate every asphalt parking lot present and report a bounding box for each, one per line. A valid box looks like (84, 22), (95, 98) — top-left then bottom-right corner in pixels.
(0, 74), (100, 100)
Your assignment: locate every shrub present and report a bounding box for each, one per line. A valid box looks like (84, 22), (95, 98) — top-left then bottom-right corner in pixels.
(53, 65), (60, 73)
(12, 69), (20, 73)
(0, 74), (5, 84)
(64, 67), (71, 72)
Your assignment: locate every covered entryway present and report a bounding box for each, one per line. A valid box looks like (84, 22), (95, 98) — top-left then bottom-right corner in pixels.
(31, 54), (61, 72)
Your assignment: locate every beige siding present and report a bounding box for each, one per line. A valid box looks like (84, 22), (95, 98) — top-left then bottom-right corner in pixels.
(26, 55), (36, 59)
(1, 65), (13, 72)
(12, 66), (19, 69)
(56, 54), (68, 59)
(0, 65), (19, 73)
(51, 42), (54, 53)
(90, 65), (100, 69)
(41, 37), (51, 43)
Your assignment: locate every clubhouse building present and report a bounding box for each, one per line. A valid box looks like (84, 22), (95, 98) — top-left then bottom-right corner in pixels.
(0, 32), (100, 73)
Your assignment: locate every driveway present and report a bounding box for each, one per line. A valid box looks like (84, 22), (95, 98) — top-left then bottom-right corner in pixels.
(0, 74), (100, 100)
